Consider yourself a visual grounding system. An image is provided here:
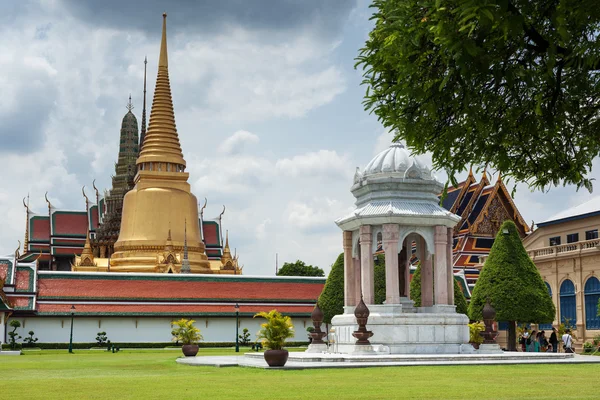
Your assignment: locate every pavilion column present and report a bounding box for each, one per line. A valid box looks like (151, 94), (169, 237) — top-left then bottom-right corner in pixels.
(383, 224), (401, 304)
(420, 236), (434, 307)
(353, 256), (361, 305)
(343, 231), (356, 307)
(434, 226), (449, 305)
(447, 227), (454, 305)
(359, 225), (374, 304)
(403, 239), (410, 299)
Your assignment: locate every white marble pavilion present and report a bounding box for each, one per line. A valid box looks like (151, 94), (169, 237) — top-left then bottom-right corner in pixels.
(331, 143), (470, 354)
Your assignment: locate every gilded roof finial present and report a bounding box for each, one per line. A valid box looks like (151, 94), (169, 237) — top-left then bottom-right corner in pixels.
(44, 192), (52, 213)
(219, 205), (226, 243)
(23, 195), (29, 255)
(15, 240), (21, 259)
(181, 218), (191, 274)
(160, 13), (168, 68)
(126, 94), (134, 111)
(140, 56), (148, 148)
(78, 229), (96, 267)
(82, 186), (90, 211)
(92, 179), (100, 206)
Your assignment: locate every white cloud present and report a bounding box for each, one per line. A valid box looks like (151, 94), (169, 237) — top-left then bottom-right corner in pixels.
(276, 150), (350, 179)
(286, 197), (352, 231)
(218, 130), (259, 155)
(255, 218), (272, 240)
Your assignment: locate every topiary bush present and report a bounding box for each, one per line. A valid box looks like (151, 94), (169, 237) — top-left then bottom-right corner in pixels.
(374, 254), (386, 305)
(410, 262), (423, 307)
(454, 278), (468, 315)
(319, 253), (344, 324)
(468, 221), (555, 351)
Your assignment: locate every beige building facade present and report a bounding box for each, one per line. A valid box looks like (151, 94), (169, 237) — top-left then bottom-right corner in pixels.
(523, 197), (600, 349)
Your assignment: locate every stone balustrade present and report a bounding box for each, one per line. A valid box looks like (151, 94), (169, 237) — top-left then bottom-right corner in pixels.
(528, 239), (600, 260)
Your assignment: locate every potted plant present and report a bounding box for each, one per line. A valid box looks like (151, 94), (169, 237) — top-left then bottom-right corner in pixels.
(468, 322), (484, 349)
(171, 318), (203, 357)
(254, 310), (295, 367)
(306, 326), (315, 343)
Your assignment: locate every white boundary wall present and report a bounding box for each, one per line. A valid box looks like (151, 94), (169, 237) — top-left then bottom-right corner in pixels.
(8, 316), (312, 344)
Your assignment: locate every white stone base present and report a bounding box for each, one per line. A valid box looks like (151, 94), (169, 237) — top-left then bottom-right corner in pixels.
(477, 344), (503, 354)
(331, 305), (469, 355)
(351, 344), (376, 355)
(0, 350), (21, 356)
(305, 343), (328, 354)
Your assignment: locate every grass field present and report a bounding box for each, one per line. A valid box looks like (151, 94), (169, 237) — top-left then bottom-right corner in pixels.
(2, 348), (599, 399)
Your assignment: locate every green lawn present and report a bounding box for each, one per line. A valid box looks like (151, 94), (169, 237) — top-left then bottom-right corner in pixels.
(2, 349), (599, 399)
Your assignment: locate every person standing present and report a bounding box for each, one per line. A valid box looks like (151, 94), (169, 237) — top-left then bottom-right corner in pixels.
(550, 328), (559, 353)
(562, 329), (574, 353)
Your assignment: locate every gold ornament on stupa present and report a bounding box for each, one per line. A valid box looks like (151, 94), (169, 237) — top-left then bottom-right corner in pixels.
(109, 13), (211, 273)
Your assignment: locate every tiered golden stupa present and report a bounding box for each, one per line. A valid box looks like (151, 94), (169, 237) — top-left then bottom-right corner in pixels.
(106, 13), (211, 273)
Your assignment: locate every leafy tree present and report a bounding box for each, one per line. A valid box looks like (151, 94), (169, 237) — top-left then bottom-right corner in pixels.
(238, 328), (251, 346)
(8, 320), (21, 350)
(319, 253), (345, 324)
(409, 261), (468, 315)
(277, 260), (325, 277)
(23, 331), (38, 348)
(357, 0), (600, 192)
(468, 221), (555, 351)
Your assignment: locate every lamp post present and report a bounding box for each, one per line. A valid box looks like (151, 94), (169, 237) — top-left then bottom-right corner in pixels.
(234, 303), (240, 353)
(68, 305), (75, 353)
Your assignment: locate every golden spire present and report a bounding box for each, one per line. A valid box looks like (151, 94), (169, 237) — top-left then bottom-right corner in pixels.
(79, 230), (96, 267)
(221, 230), (233, 265)
(136, 13), (185, 168)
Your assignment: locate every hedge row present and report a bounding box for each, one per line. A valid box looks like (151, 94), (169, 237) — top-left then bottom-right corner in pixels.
(2, 341), (309, 350)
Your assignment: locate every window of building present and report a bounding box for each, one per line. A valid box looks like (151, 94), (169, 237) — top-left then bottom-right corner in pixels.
(566, 233), (579, 243)
(585, 229), (599, 240)
(549, 236), (561, 246)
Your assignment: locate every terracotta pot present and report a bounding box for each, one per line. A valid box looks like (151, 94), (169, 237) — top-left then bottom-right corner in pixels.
(263, 349), (289, 367)
(182, 344), (199, 357)
(470, 342), (480, 350)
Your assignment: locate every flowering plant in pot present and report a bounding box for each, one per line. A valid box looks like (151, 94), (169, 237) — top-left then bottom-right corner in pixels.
(254, 310), (295, 367)
(171, 318), (203, 357)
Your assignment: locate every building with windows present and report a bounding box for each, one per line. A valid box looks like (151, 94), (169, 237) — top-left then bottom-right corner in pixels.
(524, 196), (600, 348)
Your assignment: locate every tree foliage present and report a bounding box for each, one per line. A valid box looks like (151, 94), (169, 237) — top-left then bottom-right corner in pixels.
(357, 0), (600, 192)
(374, 254), (386, 305)
(454, 278), (468, 315)
(468, 221), (555, 323)
(171, 319), (203, 345)
(319, 253), (345, 324)
(277, 260), (324, 277)
(409, 262), (423, 307)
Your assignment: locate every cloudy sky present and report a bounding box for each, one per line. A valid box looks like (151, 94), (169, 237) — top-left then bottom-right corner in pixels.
(1, 0), (598, 275)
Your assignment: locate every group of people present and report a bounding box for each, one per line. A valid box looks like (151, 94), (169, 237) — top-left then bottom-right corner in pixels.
(518, 327), (574, 353)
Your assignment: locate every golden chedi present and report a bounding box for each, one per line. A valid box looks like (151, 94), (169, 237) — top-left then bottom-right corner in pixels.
(110, 13), (211, 273)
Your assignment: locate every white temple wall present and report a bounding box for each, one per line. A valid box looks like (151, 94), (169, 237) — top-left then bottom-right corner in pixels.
(6, 316), (311, 344)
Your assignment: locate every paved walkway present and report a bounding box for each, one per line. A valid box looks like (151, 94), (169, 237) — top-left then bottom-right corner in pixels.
(176, 352), (600, 369)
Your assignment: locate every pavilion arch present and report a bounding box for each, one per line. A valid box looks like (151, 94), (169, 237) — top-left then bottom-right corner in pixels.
(584, 275), (600, 330)
(398, 226), (434, 255)
(559, 278), (576, 326)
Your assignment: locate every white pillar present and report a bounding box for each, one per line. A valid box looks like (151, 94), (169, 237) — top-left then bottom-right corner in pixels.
(359, 225), (374, 304)
(420, 236), (434, 307)
(447, 227), (454, 305)
(353, 256), (361, 305)
(403, 239), (410, 298)
(343, 231), (356, 307)
(383, 224), (400, 304)
(434, 226), (449, 305)
(0, 312), (5, 347)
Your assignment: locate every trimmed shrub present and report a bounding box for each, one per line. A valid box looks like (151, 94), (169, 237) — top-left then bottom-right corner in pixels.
(468, 220), (555, 350)
(319, 253), (344, 324)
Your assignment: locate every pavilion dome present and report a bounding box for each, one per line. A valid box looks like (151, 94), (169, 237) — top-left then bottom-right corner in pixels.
(354, 143), (433, 184)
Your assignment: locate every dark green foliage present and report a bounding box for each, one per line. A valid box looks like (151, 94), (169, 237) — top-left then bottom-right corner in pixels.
(410, 262), (422, 307)
(319, 253), (345, 324)
(277, 260), (325, 277)
(8, 320), (22, 350)
(357, 0), (600, 192)
(238, 328), (251, 346)
(454, 279), (468, 315)
(23, 331), (38, 347)
(96, 331), (108, 346)
(468, 221), (555, 323)
(374, 254), (386, 305)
